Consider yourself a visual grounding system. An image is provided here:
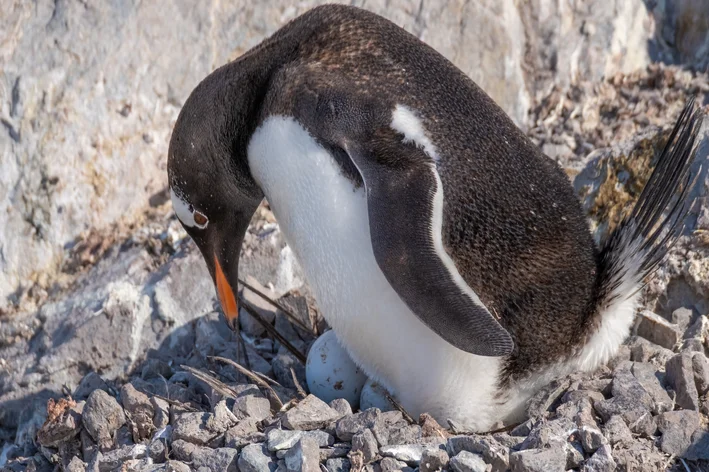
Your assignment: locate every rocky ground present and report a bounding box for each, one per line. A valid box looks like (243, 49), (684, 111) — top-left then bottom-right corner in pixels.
(3, 1), (709, 472)
(1, 63), (708, 472)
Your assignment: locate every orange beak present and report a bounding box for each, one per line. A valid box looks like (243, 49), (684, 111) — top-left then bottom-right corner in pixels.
(214, 254), (238, 330)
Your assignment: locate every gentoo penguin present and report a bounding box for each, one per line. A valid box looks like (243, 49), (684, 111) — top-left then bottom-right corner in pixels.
(167, 4), (705, 431)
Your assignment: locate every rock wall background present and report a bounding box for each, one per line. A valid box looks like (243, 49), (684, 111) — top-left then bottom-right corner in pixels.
(1, 0), (709, 471)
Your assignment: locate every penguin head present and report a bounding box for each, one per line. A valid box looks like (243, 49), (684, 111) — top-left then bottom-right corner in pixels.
(167, 65), (264, 330)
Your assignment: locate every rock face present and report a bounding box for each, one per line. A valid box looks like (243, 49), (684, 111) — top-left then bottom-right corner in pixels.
(4, 0), (699, 309)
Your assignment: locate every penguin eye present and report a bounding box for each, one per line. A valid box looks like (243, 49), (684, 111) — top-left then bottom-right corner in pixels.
(193, 211), (208, 228)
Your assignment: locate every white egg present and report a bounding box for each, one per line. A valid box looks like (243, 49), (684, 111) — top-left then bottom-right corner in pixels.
(306, 329), (368, 408)
(360, 378), (396, 412)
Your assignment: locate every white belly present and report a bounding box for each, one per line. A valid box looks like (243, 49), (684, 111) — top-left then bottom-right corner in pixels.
(247, 116), (523, 431)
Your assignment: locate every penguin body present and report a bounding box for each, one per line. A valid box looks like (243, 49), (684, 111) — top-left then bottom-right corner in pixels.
(167, 5), (704, 431)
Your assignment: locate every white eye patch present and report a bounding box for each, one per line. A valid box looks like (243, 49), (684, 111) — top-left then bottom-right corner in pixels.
(170, 187), (208, 229)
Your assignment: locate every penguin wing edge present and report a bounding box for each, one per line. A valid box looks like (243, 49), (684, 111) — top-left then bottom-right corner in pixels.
(344, 140), (514, 358)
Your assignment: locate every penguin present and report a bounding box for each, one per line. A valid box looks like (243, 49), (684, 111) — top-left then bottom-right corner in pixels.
(166, 4), (705, 432)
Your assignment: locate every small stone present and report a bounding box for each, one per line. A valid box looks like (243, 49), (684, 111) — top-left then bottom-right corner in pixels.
(672, 307), (694, 333)
(171, 439), (199, 462)
(612, 437), (666, 471)
(151, 397), (170, 429)
(380, 445), (426, 465)
(449, 451), (486, 472)
(371, 411), (405, 446)
(509, 447), (566, 472)
(320, 443), (352, 461)
(636, 310), (682, 349)
(686, 429), (709, 460)
(388, 425), (422, 444)
(268, 429), (304, 451)
(682, 337), (706, 352)
(284, 437), (320, 472)
(336, 409), (381, 441)
(305, 429), (335, 447)
(520, 417), (576, 450)
(581, 444), (615, 472)
(149, 439), (166, 462)
(657, 410), (700, 456)
(493, 433), (524, 450)
(272, 353), (308, 391)
(192, 447), (238, 472)
(121, 383), (155, 441)
(173, 411), (233, 445)
(351, 429), (378, 463)
(610, 366), (653, 410)
(73, 372), (111, 401)
(594, 397), (655, 436)
(630, 362), (673, 414)
(692, 352), (709, 395)
(419, 448), (449, 472)
(282, 395), (340, 430)
(329, 399), (353, 418)
(578, 426), (606, 453)
(666, 353), (700, 410)
(628, 336), (674, 364)
(82, 390), (126, 451)
(447, 435), (508, 471)
(238, 443), (277, 472)
(602, 415), (633, 446)
(67, 456), (87, 472)
(98, 444), (148, 471)
(326, 457), (352, 472)
(141, 359), (174, 380)
(225, 429), (266, 450)
(510, 419), (534, 437)
(233, 389), (271, 421)
(419, 413), (449, 440)
(166, 461), (192, 472)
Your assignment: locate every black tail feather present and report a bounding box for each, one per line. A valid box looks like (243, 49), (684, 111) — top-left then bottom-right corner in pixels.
(596, 97), (705, 308)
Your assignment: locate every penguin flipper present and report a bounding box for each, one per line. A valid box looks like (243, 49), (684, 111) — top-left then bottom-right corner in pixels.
(343, 135), (514, 358)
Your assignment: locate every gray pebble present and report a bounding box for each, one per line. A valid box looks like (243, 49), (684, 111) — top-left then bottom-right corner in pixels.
(82, 390), (126, 451)
(329, 398), (353, 418)
(140, 359), (173, 381)
(692, 352), (709, 395)
(320, 443), (352, 461)
(388, 425), (422, 444)
(578, 425), (607, 453)
(672, 307), (694, 333)
(446, 435), (508, 471)
(284, 436), (320, 472)
(282, 395), (340, 430)
(380, 444), (426, 464)
(666, 353), (700, 410)
(66, 457), (87, 472)
(449, 451), (486, 472)
(351, 428), (378, 463)
(74, 372), (110, 401)
(233, 392), (271, 422)
(510, 419), (534, 437)
(272, 352), (308, 390)
(657, 410), (700, 457)
(192, 447), (238, 472)
(629, 362), (673, 414)
(120, 382), (155, 441)
(685, 429), (709, 461)
(170, 439), (199, 462)
(268, 429), (304, 451)
(419, 448), (449, 472)
(628, 336), (674, 364)
(636, 310), (682, 349)
(326, 457), (352, 472)
(238, 443), (277, 472)
(336, 408), (381, 441)
(98, 444), (148, 471)
(593, 397), (656, 437)
(509, 447), (566, 472)
(172, 412), (227, 445)
(150, 397), (170, 430)
(148, 439), (166, 463)
(602, 415), (633, 446)
(581, 444), (615, 472)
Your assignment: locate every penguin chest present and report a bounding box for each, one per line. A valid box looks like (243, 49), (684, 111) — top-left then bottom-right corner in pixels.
(247, 115), (507, 431)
